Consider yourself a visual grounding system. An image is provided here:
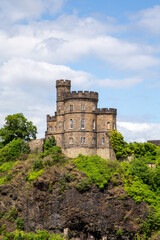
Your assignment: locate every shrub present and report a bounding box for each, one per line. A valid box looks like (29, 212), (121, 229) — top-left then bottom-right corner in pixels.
(74, 155), (118, 189)
(0, 161), (18, 173)
(76, 177), (92, 192)
(44, 135), (56, 150)
(33, 159), (44, 171)
(26, 169), (43, 182)
(16, 217), (24, 230)
(5, 207), (18, 222)
(0, 139), (30, 165)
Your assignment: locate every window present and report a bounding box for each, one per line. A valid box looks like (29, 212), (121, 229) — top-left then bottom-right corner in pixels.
(107, 122), (110, 130)
(81, 105), (85, 111)
(102, 138), (105, 145)
(58, 108), (60, 113)
(55, 126), (57, 133)
(70, 119), (73, 129)
(113, 122), (116, 130)
(92, 119), (95, 130)
(92, 138), (96, 144)
(49, 126), (52, 133)
(81, 118), (85, 129)
(81, 137), (86, 144)
(69, 138), (73, 144)
(70, 105), (73, 112)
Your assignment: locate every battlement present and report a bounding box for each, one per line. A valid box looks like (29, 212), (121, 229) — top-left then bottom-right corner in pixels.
(64, 91), (98, 101)
(95, 108), (117, 114)
(56, 79), (71, 88)
(47, 115), (56, 122)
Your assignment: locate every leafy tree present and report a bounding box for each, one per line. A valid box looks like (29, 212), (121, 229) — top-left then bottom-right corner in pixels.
(44, 135), (56, 150)
(110, 130), (133, 159)
(0, 113), (37, 145)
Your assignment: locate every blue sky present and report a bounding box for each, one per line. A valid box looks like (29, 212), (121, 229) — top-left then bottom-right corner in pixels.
(0, 0), (160, 142)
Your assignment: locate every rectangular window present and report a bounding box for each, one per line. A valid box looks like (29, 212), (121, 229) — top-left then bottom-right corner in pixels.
(92, 138), (96, 144)
(70, 105), (73, 112)
(81, 137), (86, 144)
(81, 119), (85, 129)
(81, 105), (85, 111)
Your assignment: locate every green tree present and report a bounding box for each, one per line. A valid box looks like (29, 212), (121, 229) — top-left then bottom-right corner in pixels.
(0, 113), (37, 146)
(44, 135), (56, 150)
(110, 130), (132, 159)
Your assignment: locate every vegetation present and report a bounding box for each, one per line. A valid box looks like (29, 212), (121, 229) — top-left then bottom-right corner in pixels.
(110, 130), (157, 160)
(44, 135), (56, 150)
(3, 230), (64, 240)
(1, 115), (160, 239)
(0, 139), (30, 165)
(74, 154), (120, 189)
(0, 113), (37, 146)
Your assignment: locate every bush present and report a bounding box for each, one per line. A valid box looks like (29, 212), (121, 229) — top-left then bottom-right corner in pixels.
(33, 159), (44, 171)
(74, 155), (118, 189)
(0, 139), (30, 165)
(76, 177), (92, 192)
(5, 207), (18, 222)
(0, 161), (18, 173)
(44, 135), (56, 150)
(16, 217), (24, 230)
(3, 230), (65, 240)
(26, 169), (43, 182)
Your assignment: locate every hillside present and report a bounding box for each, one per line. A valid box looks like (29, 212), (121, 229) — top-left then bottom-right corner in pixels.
(0, 145), (160, 240)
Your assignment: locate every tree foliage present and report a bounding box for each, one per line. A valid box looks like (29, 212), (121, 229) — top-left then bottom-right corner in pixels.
(110, 130), (157, 160)
(0, 138), (30, 165)
(0, 113), (37, 146)
(44, 135), (56, 150)
(110, 130), (133, 159)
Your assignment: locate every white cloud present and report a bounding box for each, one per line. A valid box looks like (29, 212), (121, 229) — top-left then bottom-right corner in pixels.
(118, 121), (160, 143)
(130, 5), (160, 35)
(0, 0), (66, 23)
(98, 76), (143, 88)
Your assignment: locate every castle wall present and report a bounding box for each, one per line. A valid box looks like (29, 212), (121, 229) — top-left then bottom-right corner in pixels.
(64, 147), (97, 158)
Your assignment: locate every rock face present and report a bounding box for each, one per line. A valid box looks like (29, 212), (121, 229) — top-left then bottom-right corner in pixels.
(0, 162), (148, 240)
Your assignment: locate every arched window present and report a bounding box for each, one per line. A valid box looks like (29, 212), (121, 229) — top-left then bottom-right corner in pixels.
(69, 138), (73, 144)
(107, 122), (110, 130)
(55, 126), (57, 133)
(70, 119), (73, 129)
(92, 119), (95, 130)
(102, 138), (105, 145)
(49, 126), (52, 133)
(81, 118), (85, 129)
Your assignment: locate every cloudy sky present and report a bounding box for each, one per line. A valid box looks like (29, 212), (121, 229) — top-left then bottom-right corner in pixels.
(0, 0), (160, 142)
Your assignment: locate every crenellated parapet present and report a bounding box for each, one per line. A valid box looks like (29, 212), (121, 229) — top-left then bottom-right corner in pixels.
(95, 108), (117, 115)
(47, 115), (56, 122)
(56, 79), (71, 88)
(64, 91), (98, 102)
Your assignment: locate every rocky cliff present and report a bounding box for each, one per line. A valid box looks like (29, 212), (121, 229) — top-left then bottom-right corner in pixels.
(0, 154), (149, 240)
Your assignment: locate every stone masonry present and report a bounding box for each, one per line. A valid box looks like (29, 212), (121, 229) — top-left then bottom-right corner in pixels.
(45, 80), (117, 160)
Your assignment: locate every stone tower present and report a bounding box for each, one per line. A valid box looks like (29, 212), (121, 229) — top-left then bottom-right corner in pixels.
(46, 79), (117, 160)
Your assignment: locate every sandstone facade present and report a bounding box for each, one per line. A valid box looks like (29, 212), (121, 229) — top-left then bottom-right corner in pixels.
(45, 80), (117, 160)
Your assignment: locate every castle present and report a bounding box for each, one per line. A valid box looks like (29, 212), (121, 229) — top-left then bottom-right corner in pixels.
(45, 80), (117, 160)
